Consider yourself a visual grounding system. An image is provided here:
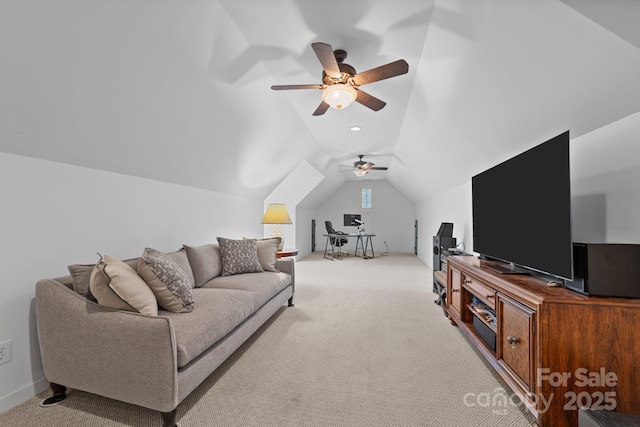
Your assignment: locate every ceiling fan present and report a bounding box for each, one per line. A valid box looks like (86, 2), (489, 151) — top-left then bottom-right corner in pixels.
(341, 155), (389, 177)
(271, 42), (409, 116)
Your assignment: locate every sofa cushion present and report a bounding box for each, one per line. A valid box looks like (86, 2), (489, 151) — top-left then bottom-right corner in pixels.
(202, 271), (291, 309)
(217, 237), (263, 276)
(183, 243), (222, 287)
(159, 288), (264, 368)
(255, 237), (281, 272)
(89, 255), (158, 316)
(138, 248), (194, 313)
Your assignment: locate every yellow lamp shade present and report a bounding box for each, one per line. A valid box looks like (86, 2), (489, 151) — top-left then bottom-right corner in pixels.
(261, 203), (291, 251)
(260, 203), (292, 224)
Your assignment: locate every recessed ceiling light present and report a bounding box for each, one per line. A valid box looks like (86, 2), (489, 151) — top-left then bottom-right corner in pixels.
(350, 126), (361, 132)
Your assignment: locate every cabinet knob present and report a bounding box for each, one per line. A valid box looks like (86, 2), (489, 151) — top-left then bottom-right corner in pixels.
(464, 279), (472, 284)
(506, 336), (519, 345)
(486, 294), (495, 300)
(452, 288), (460, 293)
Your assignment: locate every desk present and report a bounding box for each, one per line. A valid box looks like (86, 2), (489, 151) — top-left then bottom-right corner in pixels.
(323, 233), (376, 260)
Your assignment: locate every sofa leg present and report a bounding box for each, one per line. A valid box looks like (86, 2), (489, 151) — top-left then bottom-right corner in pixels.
(41, 383), (67, 406)
(288, 296), (294, 307)
(162, 409), (178, 427)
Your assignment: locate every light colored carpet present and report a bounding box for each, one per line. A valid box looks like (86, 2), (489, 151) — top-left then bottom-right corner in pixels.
(0, 252), (536, 426)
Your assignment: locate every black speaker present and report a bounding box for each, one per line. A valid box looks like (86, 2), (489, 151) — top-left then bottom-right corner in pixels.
(436, 222), (453, 237)
(433, 235), (456, 293)
(565, 243), (640, 298)
(433, 236), (457, 273)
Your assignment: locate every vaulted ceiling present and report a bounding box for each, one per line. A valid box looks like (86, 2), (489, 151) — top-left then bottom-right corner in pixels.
(2, 0), (640, 205)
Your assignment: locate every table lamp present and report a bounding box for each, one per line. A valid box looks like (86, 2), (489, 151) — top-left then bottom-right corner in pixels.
(260, 203), (292, 250)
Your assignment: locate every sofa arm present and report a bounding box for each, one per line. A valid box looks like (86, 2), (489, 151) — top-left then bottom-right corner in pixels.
(35, 279), (179, 413)
(276, 258), (295, 292)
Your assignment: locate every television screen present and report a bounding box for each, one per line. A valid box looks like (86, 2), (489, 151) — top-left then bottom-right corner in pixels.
(472, 131), (573, 280)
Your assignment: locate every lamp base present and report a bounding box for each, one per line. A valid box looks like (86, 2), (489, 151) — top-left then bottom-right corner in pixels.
(271, 226), (284, 251)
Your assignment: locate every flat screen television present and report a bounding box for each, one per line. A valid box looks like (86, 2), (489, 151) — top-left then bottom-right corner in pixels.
(472, 130), (573, 280)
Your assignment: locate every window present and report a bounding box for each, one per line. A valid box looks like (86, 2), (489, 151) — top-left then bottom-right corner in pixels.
(360, 187), (373, 210)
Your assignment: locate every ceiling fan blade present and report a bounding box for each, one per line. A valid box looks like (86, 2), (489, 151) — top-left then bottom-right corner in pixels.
(311, 42), (341, 79)
(312, 101), (330, 116)
(352, 59), (409, 86)
(271, 84), (324, 90)
(368, 167), (388, 170)
(355, 89), (386, 111)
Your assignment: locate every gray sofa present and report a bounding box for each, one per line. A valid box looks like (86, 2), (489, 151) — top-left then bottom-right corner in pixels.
(35, 240), (294, 427)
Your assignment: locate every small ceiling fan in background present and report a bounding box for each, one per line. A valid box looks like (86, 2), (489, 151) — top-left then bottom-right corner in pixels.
(340, 155), (389, 177)
(271, 42), (409, 116)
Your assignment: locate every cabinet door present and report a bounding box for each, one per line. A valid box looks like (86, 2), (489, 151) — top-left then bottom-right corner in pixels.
(449, 267), (463, 317)
(498, 295), (535, 391)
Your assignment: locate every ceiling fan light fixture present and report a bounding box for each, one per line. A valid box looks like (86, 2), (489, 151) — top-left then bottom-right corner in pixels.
(322, 84), (357, 110)
(353, 168), (368, 177)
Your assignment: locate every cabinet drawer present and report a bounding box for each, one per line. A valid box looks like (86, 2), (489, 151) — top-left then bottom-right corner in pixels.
(462, 275), (496, 310)
(448, 267), (463, 317)
(498, 296), (535, 391)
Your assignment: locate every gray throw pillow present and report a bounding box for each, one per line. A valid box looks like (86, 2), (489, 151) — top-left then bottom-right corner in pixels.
(68, 264), (97, 301)
(183, 243), (222, 287)
(217, 237), (264, 277)
(138, 248), (194, 313)
(255, 237), (281, 272)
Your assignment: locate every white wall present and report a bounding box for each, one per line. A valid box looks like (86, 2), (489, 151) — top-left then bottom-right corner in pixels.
(316, 181), (415, 255)
(415, 182), (473, 268)
(569, 112), (640, 243)
(606, 186), (640, 243)
(571, 193), (607, 243)
(0, 153), (262, 412)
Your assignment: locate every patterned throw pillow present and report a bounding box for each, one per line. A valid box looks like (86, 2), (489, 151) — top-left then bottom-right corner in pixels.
(217, 237), (264, 277)
(138, 248), (194, 313)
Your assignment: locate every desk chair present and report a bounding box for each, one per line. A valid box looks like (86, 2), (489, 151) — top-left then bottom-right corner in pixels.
(325, 221), (349, 257)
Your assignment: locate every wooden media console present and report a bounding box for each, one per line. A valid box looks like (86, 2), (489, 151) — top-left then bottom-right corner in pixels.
(446, 255), (640, 427)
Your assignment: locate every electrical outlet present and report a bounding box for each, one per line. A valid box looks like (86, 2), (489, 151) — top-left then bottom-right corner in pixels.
(0, 340), (12, 365)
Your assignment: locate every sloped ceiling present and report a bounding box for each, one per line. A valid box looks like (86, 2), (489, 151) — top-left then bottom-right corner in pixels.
(2, 0), (640, 204)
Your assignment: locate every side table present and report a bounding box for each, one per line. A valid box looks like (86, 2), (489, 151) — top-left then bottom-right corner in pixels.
(277, 249), (299, 258)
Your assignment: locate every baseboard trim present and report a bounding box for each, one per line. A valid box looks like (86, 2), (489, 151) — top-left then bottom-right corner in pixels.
(0, 376), (49, 414)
